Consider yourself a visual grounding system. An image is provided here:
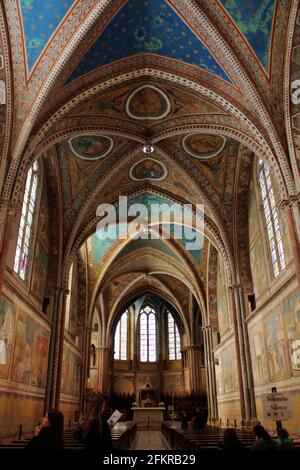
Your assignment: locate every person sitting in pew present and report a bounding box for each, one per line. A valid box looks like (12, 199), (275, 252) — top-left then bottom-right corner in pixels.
(26, 409), (64, 450)
(220, 428), (245, 451)
(82, 394), (113, 453)
(251, 424), (280, 451)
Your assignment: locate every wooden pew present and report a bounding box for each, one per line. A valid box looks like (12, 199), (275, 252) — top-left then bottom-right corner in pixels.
(0, 421), (136, 451)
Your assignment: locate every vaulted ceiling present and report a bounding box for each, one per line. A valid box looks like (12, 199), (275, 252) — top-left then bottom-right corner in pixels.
(0, 0), (297, 313)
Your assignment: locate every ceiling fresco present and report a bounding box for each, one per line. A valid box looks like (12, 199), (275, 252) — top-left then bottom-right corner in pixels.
(219, 0), (276, 70)
(90, 225), (202, 265)
(164, 134), (230, 193)
(18, 0), (75, 73)
(118, 238), (181, 261)
(1, 0), (294, 325)
(182, 134), (227, 160)
(57, 136), (126, 206)
(129, 158), (167, 181)
(126, 85), (171, 120)
(91, 223), (128, 267)
(68, 157), (103, 201)
(69, 81), (225, 125)
(65, 0), (231, 84)
(68, 135), (114, 160)
(88, 191), (204, 267)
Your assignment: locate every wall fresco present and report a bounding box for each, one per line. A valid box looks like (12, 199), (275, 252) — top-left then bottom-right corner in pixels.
(11, 312), (35, 384)
(249, 319), (269, 385)
(215, 342), (238, 395)
(61, 346), (81, 396)
(0, 297), (16, 379)
(31, 240), (48, 301)
(31, 326), (50, 388)
(249, 236), (268, 298)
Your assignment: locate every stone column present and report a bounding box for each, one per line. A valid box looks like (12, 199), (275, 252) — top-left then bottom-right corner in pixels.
(79, 326), (91, 412)
(237, 286), (256, 420)
(97, 346), (112, 395)
(228, 286), (247, 420)
(202, 326), (218, 420)
(44, 287), (60, 412)
(158, 309), (165, 399)
(207, 327), (218, 419)
(202, 327), (212, 418)
(133, 352), (138, 402)
(44, 287), (69, 410)
(187, 345), (202, 392)
(54, 288), (70, 408)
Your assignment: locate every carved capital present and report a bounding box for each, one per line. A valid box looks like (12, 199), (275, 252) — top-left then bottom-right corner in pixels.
(278, 193), (300, 210)
(53, 287), (70, 295)
(187, 344), (202, 350)
(0, 198), (20, 216)
(228, 283), (242, 293)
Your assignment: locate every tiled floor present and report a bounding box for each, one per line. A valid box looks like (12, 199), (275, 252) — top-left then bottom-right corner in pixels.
(130, 430), (171, 450)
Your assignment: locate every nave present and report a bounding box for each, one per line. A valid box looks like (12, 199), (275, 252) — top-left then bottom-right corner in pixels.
(0, 0), (300, 454)
(129, 431), (170, 451)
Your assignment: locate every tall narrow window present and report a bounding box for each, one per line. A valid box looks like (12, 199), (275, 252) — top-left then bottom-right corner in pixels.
(168, 311), (181, 360)
(139, 305), (156, 362)
(14, 161), (39, 280)
(114, 310), (128, 360)
(259, 160), (285, 277)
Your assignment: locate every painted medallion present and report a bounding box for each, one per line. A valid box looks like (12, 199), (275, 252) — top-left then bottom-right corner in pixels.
(129, 158), (167, 181)
(182, 133), (226, 160)
(126, 85), (171, 120)
(69, 135), (114, 160)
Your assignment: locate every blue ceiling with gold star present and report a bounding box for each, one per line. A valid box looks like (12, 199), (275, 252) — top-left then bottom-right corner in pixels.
(65, 0), (230, 84)
(19, 0), (74, 73)
(219, 0), (276, 70)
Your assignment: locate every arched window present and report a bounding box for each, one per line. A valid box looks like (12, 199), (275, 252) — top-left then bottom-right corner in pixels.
(258, 160), (285, 277)
(114, 310), (128, 360)
(14, 161), (39, 280)
(139, 305), (156, 362)
(168, 311), (181, 360)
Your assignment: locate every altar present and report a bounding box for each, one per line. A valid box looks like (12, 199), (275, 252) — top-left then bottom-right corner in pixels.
(132, 407), (165, 430)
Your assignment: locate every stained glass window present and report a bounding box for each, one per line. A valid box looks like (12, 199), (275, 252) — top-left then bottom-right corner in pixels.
(168, 311), (181, 360)
(14, 161), (39, 280)
(139, 305), (156, 362)
(114, 310), (128, 360)
(259, 160), (285, 277)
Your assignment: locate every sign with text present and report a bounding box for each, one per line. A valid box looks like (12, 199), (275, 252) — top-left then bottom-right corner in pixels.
(107, 409), (122, 427)
(262, 393), (293, 421)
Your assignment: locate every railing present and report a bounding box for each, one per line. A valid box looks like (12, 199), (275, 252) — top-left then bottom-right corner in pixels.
(207, 417), (260, 429)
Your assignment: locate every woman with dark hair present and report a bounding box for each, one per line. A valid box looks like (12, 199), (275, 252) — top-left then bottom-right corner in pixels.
(220, 428), (245, 451)
(26, 409), (64, 449)
(82, 394), (113, 452)
(251, 424), (280, 451)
